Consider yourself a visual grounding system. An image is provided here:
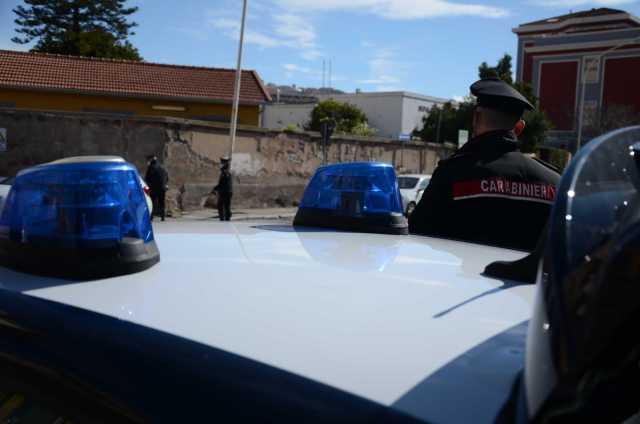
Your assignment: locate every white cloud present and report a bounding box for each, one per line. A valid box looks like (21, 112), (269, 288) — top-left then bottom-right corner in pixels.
(210, 18), (282, 49)
(244, 32), (282, 48)
(209, 12), (322, 60)
(283, 63), (312, 73)
(274, 14), (315, 48)
(532, 0), (633, 5)
(273, 13), (322, 60)
(275, 0), (509, 19)
(357, 47), (407, 91)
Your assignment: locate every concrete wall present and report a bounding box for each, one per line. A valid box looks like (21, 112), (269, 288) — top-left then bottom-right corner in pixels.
(0, 109), (455, 213)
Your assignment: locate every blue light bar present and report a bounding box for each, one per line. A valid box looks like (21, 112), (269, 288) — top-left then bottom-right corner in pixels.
(0, 160), (159, 278)
(293, 162), (408, 234)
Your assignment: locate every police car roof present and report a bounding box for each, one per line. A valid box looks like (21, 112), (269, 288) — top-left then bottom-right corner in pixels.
(48, 155), (126, 164)
(0, 222), (533, 422)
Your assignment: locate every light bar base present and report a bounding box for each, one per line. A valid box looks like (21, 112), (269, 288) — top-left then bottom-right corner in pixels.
(293, 208), (409, 235)
(0, 237), (160, 280)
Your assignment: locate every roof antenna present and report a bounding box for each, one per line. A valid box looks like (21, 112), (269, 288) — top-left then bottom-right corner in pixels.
(322, 59), (326, 88)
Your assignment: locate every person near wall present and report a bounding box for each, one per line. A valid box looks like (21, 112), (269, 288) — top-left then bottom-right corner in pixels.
(145, 155), (169, 222)
(408, 77), (560, 251)
(213, 157), (233, 221)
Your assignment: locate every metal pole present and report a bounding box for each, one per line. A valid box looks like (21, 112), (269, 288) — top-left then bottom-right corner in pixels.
(322, 59), (326, 88)
(576, 36), (640, 152)
(228, 0), (248, 160)
(576, 67), (587, 152)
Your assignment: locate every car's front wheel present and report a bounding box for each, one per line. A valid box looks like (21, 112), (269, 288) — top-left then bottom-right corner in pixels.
(405, 202), (416, 217)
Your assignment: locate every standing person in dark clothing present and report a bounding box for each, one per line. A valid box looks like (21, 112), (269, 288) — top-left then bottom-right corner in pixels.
(145, 155), (169, 222)
(408, 78), (560, 251)
(213, 157), (233, 221)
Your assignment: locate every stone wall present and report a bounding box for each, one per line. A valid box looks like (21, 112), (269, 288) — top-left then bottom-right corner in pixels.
(0, 109), (455, 213)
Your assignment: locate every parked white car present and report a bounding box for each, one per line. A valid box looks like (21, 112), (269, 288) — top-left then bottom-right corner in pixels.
(398, 174), (431, 216)
(0, 176), (13, 214)
(139, 176), (154, 215)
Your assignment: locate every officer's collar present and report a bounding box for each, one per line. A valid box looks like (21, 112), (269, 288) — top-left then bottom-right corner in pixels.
(459, 129), (518, 153)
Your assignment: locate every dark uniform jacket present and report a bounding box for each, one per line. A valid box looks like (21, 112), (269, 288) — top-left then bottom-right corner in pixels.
(408, 130), (560, 251)
(214, 169), (233, 193)
(145, 162), (169, 193)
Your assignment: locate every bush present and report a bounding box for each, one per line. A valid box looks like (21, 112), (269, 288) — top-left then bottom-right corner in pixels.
(539, 147), (571, 172)
(308, 100), (368, 134)
(350, 122), (377, 137)
(283, 123), (300, 133)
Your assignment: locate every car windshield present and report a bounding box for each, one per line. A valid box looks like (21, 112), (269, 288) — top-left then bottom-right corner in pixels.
(398, 177), (419, 189)
(0, 177), (14, 185)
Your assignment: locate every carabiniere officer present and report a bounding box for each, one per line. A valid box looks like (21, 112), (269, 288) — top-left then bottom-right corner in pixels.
(408, 77), (561, 251)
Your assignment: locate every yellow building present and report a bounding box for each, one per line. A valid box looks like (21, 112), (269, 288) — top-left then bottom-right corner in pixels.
(0, 50), (271, 125)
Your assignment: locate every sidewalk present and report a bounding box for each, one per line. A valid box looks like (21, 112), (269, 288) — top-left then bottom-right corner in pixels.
(175, 207), (297, 222)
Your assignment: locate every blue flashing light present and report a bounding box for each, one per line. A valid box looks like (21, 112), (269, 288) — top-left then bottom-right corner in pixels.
(294, 162), (408, 234)
(0, 159), (159, 278)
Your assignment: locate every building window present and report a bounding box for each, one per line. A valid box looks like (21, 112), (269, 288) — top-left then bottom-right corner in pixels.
(539, 61), (578, 131)
(603, 56), (640, 115)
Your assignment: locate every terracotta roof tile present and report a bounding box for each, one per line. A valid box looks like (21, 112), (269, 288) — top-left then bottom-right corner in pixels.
(0, 50), (271, 104)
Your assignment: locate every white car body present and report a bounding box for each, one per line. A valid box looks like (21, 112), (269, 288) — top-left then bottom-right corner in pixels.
(0, 177), (13, 214)
(399, 175), (431, 215)
(1, 221), (533, 423)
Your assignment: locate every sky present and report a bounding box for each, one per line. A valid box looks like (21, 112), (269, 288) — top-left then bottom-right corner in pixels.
(2, 0), (640, 100)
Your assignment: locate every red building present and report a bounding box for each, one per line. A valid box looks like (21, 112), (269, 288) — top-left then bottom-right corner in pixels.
(513, 8), (640, 149)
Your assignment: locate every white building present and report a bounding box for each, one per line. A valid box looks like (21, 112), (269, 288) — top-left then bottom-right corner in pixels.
(262, 91), (449, 140)
(262, 103), (315, 131)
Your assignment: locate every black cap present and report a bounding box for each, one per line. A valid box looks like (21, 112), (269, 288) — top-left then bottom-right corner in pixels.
(470, 77), (534, 116)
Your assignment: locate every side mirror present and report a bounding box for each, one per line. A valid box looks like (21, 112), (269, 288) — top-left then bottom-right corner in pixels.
(523, 126), (640, 423)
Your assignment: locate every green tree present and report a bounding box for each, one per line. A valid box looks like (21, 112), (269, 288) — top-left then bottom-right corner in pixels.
(478, 54), (513, 84)
(12, 0), (141, 60)
(413, 99), (474, 144)
(308, 100), (369, 135)
(416, 53), (552, 152)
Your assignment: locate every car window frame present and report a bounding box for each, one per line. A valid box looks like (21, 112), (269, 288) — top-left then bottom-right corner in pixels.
(398, 177), (419, 189)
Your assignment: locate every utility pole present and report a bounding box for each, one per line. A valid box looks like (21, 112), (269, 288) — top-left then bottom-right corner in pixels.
(228, 0), (248, 160)
(435, 107), (443, 144)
